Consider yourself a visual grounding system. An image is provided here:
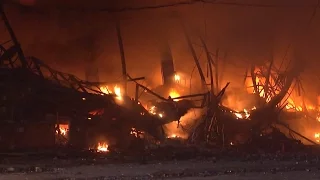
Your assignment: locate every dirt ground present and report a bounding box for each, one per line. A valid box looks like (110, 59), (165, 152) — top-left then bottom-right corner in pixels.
(0, 157), (320, 180)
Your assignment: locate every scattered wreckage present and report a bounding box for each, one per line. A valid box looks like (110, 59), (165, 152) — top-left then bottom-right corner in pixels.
(0, 3), (319, 156)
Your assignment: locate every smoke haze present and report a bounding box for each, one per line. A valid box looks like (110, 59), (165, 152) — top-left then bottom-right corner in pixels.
(1, 0), (320, 96)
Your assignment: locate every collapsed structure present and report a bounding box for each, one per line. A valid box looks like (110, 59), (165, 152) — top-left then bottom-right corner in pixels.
(0, 3), (319, 154)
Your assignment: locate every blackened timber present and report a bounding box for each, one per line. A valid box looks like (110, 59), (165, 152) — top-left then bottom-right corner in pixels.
(160, 41), (175, 85)
(0, 4), (27, 68)
(181, 22), (206, 86)
(83, 77), (145, 86)
(200, 37), (214, 95)
(215, 49), (220, 93)
(135, 83), (139, 102)
(116, 20), (127, 95)
(277, 122), (318, 145)
(127, 75), (168, 101)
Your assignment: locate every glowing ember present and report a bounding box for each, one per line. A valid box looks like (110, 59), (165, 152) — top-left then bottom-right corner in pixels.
(148, 106), (165, 118)
(234, 109), (251, 119)
(168, 134), (179, 139)
(149, 106), (157, 115)
(97, 142), (109, 152)
(130, 128), (144, 138)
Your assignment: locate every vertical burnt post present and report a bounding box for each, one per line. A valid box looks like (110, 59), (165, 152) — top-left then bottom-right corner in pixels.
(135, 84), (139, 102)
(181, 21), (207, 88)
(160, 41), (175, 86)
(115, 20), (127, 95)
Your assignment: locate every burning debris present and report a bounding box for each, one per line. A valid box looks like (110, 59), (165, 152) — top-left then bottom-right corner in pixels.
(0, 2), (319, 158)
(96, 142), (109, 153)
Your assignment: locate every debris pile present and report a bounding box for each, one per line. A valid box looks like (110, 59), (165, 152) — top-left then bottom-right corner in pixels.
(0, 3), (318, 158)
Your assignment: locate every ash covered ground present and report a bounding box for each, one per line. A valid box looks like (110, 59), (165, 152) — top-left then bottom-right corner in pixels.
(1, 147), (320, 180)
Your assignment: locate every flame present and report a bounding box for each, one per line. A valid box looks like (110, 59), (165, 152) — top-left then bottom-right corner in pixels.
(314, 133), (320, 143)
(233, 108), (255, 120)
(149, 106), (157, 115)
(285, 98), (302, 111)
(100, 85), (122, 100)
(114, 85), (122, 100)
(148, 105), (165, 118)
(174, 74), (181, 82)
(169, 89), (180, 101)
(97, 142), (109, 152)
(130, 128), (144, 138)
(56, 124), (68, 136)
(100, 86), (112, 94)
(167, 134), (179, 139)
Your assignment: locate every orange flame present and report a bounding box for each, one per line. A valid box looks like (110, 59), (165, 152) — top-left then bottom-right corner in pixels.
(97, 142), (109, 152)
(100, 85), (122, 100)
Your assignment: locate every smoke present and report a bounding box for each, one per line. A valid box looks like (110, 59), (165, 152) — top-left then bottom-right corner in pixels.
(1, 1), (320, 95)
(163, 108), (203, 139)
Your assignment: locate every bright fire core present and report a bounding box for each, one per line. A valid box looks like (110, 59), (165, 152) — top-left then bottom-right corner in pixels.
(97, 142), (109, 152)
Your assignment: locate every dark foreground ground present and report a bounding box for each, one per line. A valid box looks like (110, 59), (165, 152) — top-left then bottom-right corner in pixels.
(0, 145), (320, 180)
(1, 158), (320, 180)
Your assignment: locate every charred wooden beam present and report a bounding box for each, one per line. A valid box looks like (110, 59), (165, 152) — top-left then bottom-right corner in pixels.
(277, 122), (318, 145)
(0, 4), (27, 68)
(200, 37), (214, 95)
(115, 20), (127, 95)
(127, 74), (168, 101)
(181, 22), (206, 87)
(82, 77), (145, 86)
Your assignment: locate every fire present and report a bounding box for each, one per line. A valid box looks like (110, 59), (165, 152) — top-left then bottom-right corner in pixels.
(149, 106), (157, 115)
(97, 142), (109, 152)
(167, 134), (179, 139)
(233, 108), (255, 120)
(100, 86), (112, 94)
(148, 106), (165, 118)
(100, 85), (122, 100)
(130, 128), (144, 138)
(174, 74), (181, 82)
(169, 89), (180, 101)
(285, 98), (302, 111)
(314, 133), (320, 143)
(56, 124), (68, 136)
(114, 85), (122, 100)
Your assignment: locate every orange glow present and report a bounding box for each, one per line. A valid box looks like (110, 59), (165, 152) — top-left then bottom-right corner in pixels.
(56, 124), (69, 136)
(100, 85), (122, 100)
(100, 86), (112, 94)
(130, 128), (144, 138)
(234, 108), (251, 119)
(174, 74), (181, 82)
(167, 134), (179, 139)
(114, 85), (122, 100)
(97, 142), (109, 152)
(169, 89), (180, 101)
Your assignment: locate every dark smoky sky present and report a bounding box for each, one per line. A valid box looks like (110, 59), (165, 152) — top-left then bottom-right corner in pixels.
(1, 0), (320, 96)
